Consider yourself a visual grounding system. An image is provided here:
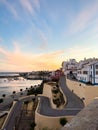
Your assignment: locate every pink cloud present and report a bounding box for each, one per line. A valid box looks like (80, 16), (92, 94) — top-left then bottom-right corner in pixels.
(0, 47), (8, 56)
(0, 43), (65, 71)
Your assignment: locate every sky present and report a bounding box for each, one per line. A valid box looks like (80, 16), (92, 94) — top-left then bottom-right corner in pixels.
(0, 0), (98, 72)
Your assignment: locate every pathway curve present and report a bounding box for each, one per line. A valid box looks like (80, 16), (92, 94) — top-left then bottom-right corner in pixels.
(59, 76), (84, 108)
(2, 76), (84, 130)
(38, 76), (84, 116)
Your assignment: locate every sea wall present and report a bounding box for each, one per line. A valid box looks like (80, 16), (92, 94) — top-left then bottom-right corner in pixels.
(66, 78), (98, 105)
(43, 83), (52, 98)
(35, 112), (73, 130)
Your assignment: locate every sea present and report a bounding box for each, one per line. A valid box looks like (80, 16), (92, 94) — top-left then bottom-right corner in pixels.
(0, 72), (42, 98)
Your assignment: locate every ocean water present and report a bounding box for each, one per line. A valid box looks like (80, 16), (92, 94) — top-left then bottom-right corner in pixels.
(0, 77), (42, 98)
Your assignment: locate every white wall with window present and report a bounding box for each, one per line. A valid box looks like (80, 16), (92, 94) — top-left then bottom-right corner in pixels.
(95, 63), (98, 84)
(77, 66), (90, 83)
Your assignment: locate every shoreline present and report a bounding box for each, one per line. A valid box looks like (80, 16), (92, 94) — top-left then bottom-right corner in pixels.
(0, 77), (42, 98)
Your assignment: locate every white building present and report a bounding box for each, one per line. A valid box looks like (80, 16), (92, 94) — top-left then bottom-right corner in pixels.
(77, 61), (98, 85)
(62, 58), (98, 85)
(62, 59), (78, 75)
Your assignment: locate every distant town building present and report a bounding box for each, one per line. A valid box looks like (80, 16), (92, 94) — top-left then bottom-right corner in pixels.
(62, 58), (98, 85)
(62, 59), (78, 76)
(77, 61), (98, 84)
(50, 69), (63, 80)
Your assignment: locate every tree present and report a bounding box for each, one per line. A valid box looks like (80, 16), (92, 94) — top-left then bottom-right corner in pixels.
(31, 86), (33, 89)
(13, 91), (16, 94)
(12, 91), (16, 98)
(0, 98), (3, 103)
(30, 122), (36, 130)
(20, 92), (23, 95)
(20, 89), (23, 92)
(32, 97), (36, 102)
(20, 89), (23, 96)
(59, 117), (68, 126)
(2, 94), (6, 98)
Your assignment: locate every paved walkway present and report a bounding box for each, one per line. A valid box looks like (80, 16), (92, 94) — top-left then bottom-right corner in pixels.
(59, 76), (84, 108)
(2, 76), (84, 130)
(38, 76), (84, 116)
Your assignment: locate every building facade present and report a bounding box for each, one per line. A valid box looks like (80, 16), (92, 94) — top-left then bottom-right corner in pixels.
(62, 58), (98, 85)
(77, 62), (98, 85)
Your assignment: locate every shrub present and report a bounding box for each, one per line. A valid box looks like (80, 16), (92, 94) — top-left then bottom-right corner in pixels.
(30, 122), (36, 130)
(59, 117), (68, 126)
(0, 98), (3, 103)
(52, 89), (59, 94)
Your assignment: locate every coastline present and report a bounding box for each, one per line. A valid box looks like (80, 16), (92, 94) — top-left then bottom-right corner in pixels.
(0, 77), (42, 98)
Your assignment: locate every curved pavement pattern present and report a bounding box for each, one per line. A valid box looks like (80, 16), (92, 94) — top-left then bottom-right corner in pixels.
(38, 76), (84, 116)
(59, 76), (84, 108)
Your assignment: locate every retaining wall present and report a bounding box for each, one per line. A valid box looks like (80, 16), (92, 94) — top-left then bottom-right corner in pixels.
(66, 79), (98, 105)
(35, 82), (72, 130)
(35, 112), (73, 130)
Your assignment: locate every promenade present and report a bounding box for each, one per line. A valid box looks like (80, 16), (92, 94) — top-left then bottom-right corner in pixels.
(38, 76), (84, 116)
(0, 76), (84, 130)
(59, 76), (84, 108)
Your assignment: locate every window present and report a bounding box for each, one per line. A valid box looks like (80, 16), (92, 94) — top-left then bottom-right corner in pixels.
(78, 71), (81, 74)
(83, 71), (88, 74)
(96, 71), (98, 75)
(96, 65), (98, 69)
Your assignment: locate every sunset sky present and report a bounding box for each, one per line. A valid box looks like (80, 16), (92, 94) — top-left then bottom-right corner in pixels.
(0, 0), (98, 72)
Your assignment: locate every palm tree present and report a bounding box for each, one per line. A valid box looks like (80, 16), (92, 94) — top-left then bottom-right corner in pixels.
(26, 87), (28, 90)
(2, 94), (6, 101)
(2, 94), (6, 98)
(30, 85), (33, 89)
(20, 89), (23, 96)
(13, 91), (16, 94)
(12, 91), (16, 98)
(59, 118), (68, 126)
(20, 89), (23, 92)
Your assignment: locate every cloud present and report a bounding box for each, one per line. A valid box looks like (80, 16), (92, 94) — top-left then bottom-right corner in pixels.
(38, 30), (48, 50)
(67, 1), (98, 35)
(20, 0), (34, 16)
(13, 41), (21, 53)
(31, 0), (40, 11)
(0, 0), (19, 19)
(20, 0), (40, 16)
(64, 45), (98, 61)
(0, 43), (65, 71)
(0, 47), (8, 56)
(0, 37), (3, 43)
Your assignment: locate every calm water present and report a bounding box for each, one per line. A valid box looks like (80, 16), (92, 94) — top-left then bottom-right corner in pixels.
(0, 77), (42, 98)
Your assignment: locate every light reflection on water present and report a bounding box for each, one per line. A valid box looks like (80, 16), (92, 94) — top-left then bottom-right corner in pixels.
(0, 77), (42, 98)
